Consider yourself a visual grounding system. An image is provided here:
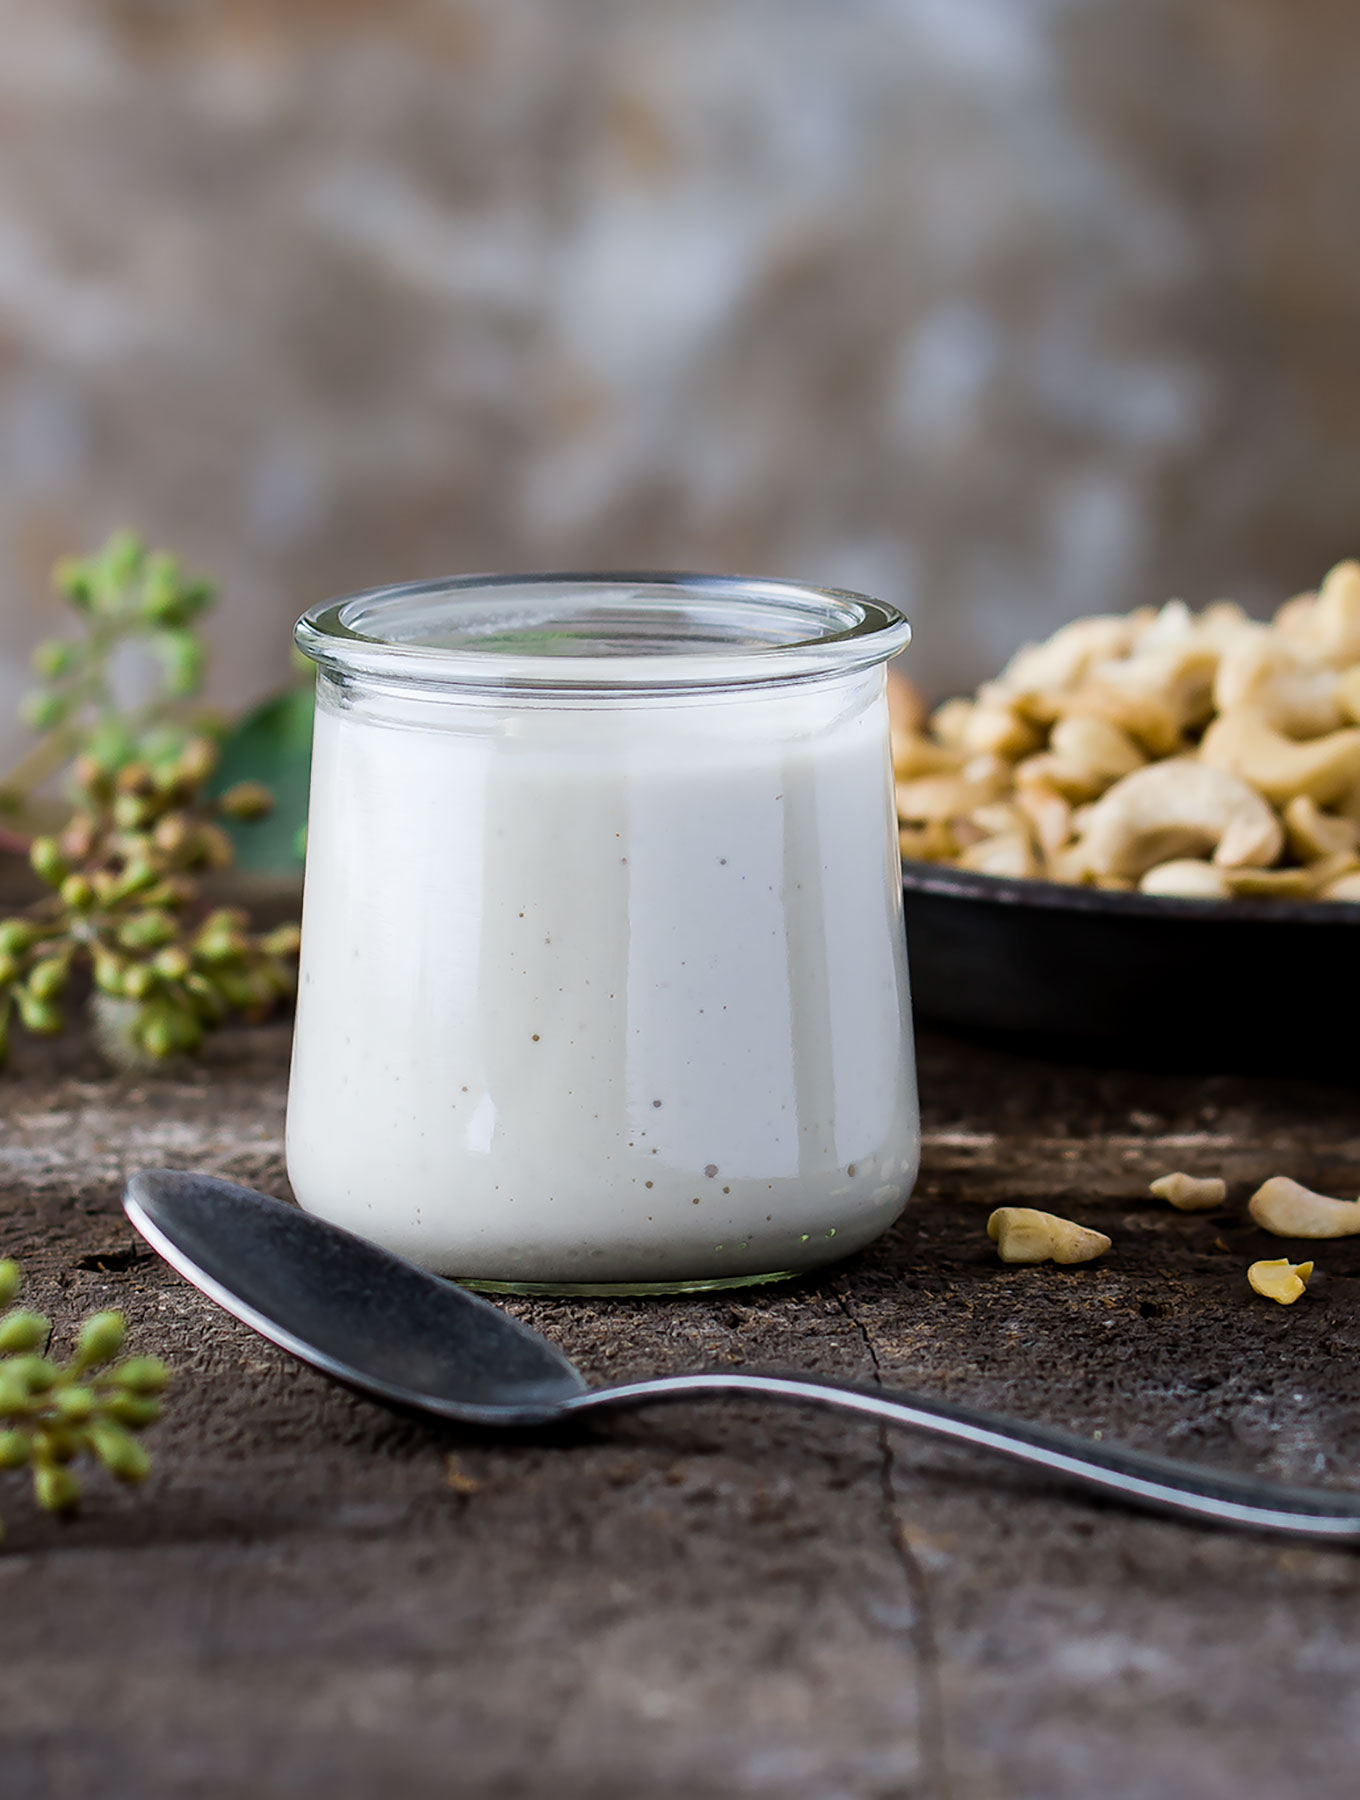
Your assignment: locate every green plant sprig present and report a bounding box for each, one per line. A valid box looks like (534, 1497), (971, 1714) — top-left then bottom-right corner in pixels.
(0, 530), (216, 825)
(0, 1258), (169, 1543)
(0, 742), (300, 1067)
(0, 531), (301, 1068)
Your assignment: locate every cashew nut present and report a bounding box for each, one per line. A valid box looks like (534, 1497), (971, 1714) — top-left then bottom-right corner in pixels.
(1274, 560), (1360, 668)
(1199, 710), (1360, 808)
(1138, 859), (1231, 899)
(997, 615), (1144, 705)
(1283, 794), (1359, 862)
(1075, 760), (1283, 880)
(1248, 1175), (1360, 1238)
(1213, 634), (1344, 738)
(987, 1207), (1111, 1265)
(1319, 870), (1360, 900)
(1248, 1258), (1313, 1305)
(1149, 1172), (1227, 1211)
(958, 833), (1040, 879)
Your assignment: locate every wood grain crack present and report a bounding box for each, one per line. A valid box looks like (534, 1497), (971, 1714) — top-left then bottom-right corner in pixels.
(836, 1286), (954, 1800)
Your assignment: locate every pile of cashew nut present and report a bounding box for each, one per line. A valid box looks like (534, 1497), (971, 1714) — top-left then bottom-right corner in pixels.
(892, 558), (1360, 899)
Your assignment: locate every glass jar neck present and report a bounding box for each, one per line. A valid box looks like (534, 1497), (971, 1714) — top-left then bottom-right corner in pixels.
(296, 571), (910, 700)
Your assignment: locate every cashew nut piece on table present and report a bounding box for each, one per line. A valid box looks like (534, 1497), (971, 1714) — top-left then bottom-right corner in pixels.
(1248, 1176), (1360, 1238)
(1247, 1259), (1313, 1305)
(1149, 1172), (1226, 1211)
(1075, 759), (1283, 882)
(987, 1207), (1111, 1265)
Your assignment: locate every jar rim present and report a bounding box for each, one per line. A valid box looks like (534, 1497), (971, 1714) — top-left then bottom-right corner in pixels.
(295, 570), (911, 694)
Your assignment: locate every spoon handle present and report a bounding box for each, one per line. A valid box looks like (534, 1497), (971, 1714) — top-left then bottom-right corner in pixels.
(569, 1371), (1360, 1538)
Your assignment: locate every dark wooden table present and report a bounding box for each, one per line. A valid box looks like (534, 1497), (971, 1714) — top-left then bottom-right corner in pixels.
(4, 1023), (1360, 1800)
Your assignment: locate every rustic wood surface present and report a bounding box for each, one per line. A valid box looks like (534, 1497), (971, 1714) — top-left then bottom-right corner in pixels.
(4, 1024), (1360, 1800)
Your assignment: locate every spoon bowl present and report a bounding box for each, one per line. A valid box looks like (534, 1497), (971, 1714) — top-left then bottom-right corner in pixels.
(124, 1169), (1360, 1541)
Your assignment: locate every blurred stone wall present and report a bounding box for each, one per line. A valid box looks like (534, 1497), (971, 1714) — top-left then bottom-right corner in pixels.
(0, 0), (1358, 760)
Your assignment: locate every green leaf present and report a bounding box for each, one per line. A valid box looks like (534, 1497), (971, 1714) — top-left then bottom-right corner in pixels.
(210, 686), (314, 873)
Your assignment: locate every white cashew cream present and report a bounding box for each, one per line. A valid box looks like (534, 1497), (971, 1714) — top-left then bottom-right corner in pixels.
(287, 577), (919, 1291)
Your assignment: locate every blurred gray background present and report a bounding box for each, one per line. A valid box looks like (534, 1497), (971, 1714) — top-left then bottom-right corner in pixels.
(1, 0), (1358, 762)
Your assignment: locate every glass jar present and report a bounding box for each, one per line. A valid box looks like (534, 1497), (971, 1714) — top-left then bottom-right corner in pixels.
(288, 572), (918, 1294)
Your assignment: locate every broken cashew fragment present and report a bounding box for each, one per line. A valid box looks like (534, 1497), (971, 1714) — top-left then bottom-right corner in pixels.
(1320, 871), (1360, 900)
(1248, 1176), (1360, 1238)
(987, 1207), (1111, 1265)
(1076, 759), (1283, 880)
(1138, 859), (1230, 899)
(1149, 1172), (1226, 1211)
(1247, 1258), (1313, 1305)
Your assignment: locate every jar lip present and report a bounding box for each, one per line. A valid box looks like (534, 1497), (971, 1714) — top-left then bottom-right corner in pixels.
(295, 570), (911, 693)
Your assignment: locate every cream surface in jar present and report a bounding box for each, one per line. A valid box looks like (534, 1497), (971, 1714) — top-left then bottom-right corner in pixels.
(287, 575), (919, 1292)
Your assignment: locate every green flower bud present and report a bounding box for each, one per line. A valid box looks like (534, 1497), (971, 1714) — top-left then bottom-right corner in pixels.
(262, 924), (302, 959)
(218, 781), (274, 823)
(6, 1355), (57, 1394)
(103, 1394), (162, 1428)
(138, 1003), (201, 1060)
(31, 638), (80, 680)
(0, 1310), (50, 1354)
(88, 1420), (151, 1484)
(0, 920), (37, 957)
(102, 528), (145, 593)
(29, 837), (67, 886)
(14, 990), (63, 1036)
(139, 553), (186, 624)
(110, 859), (159, 902)
(0, 1260), (20, 1307)
(0, 1428), (30, 1469)
(152, 629), (205, 698)
(75, 1311), (125, 1369)
(72, 752), (112, 799)
(122, 961), (156, 1000)
(187, 823), (236, 872)
(118, 910), (177, 951)
(175, 737), (220, 790)
(152, 813), (192, 857)
(114, 759), (155, 798)
(113, 792), (153, 831)
(53, 555), (95, 609)
(34, 1462), (82, 1512)
(58, 874), (94, 912)
(0, 1376), (29, 1419)
(27, 958), (69, 1002)
(110, 1356), (169, 1395)
(53, 1386), (95, 1424)
(60, 811), (96, 862)
(20, 689), (68, 732)
(0, 952), (21, 987)
(94, 950), (128, 995)
(152, 945), (191, 982)
(184, 972), (227, 1021)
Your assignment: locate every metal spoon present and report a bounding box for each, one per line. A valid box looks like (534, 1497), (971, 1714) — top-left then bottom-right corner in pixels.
(124, 1169), (1360, 1541)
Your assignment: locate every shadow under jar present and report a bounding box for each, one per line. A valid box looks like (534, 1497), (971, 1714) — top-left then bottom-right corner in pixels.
(288, 573), (919, 1295)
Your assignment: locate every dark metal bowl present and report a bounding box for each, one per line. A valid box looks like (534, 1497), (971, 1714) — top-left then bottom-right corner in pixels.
(901, 860), (1360, 1078)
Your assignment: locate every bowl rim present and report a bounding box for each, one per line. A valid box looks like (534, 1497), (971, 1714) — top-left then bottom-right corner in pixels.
(901, 857), (1360, 926)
